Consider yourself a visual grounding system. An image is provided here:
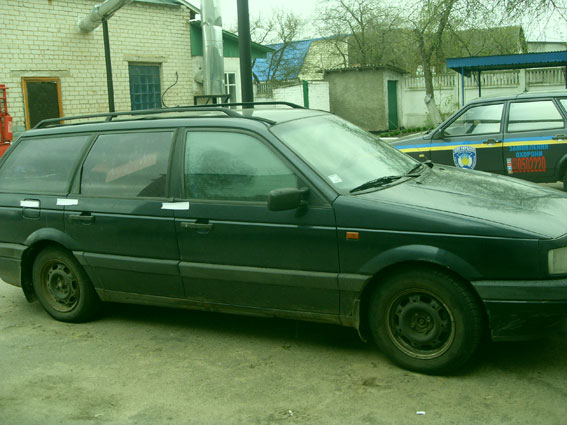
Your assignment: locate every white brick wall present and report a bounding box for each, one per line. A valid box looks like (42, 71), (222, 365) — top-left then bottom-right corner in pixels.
(1, 0), (196, 135)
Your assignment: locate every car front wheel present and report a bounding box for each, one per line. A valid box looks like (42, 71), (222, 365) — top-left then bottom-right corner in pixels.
(369, 268), (484, 374)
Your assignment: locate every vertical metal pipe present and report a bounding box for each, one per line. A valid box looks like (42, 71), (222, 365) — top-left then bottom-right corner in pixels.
(237, 0), (253, 104)
(302, 80), (309, 108)
(478, 71), (482, 98)
(461, 68), (465, 106)
(102, 17), (115, 112)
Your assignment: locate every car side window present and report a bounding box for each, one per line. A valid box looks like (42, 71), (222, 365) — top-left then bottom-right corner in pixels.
(0, 135), (91, 194)
(507, 100), (565, 132)
(184, 131), (299, 202)
(443, 104), (503, 137)
(81, 131), (173, 198)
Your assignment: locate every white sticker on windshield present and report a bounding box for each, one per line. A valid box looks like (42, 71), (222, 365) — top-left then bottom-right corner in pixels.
(328, 174), (343, 184)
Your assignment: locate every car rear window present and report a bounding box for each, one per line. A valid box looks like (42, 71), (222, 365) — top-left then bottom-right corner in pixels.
(507, 100), (564, 132)
(81, 131), (173, 198)
(0, 135), (91, 194)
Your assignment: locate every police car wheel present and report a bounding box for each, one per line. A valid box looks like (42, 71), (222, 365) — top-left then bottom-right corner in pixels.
(368, 268), (484, 374)
(32, 247), (101, 323)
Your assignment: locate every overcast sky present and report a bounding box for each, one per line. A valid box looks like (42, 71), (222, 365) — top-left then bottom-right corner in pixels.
(210, 0), (564, 42)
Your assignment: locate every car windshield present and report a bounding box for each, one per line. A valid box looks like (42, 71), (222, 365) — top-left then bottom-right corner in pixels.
(271, 114), (419, 193)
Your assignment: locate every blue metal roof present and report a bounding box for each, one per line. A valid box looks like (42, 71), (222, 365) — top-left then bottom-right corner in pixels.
(447, 51), (567, 77)
(253, 39), (322, 82)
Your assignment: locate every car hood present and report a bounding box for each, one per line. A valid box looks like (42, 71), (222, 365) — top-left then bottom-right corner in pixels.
(354, 165), (567, 239)
(390, 132), (430, 148)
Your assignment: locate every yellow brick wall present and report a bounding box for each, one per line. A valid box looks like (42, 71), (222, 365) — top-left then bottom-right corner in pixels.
(0, 0), (195, 135)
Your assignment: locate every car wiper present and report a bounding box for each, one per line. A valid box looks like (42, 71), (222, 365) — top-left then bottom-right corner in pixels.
(405, 160), (434, 176)
(350, 163), (430, 194)
(350, 175), (404, 193)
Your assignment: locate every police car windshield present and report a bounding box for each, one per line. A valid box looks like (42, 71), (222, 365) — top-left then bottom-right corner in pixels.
(272, 115), (417, 193)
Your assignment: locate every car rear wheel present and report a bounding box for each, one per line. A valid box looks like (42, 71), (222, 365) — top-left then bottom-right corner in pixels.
(369, 269), (484, 374)
(32, 247), (100, 323)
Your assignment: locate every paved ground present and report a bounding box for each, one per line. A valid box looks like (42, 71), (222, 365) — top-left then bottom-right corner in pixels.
(1, 281), (566, 425)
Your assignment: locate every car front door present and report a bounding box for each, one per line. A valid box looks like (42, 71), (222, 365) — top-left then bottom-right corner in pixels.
(174, 129), (340, 316)
(430, 102), (505, 174)
(64, 130), (183, 298)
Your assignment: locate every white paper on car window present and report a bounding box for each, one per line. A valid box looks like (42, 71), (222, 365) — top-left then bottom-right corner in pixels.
(161, 202), (190, 210)
(20, 200), (40, 208)
(56, 199), (79, 206)
(328, 174), (343, 184)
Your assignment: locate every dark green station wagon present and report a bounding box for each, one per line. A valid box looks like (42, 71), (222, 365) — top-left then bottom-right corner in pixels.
(1, 103), (567, 374)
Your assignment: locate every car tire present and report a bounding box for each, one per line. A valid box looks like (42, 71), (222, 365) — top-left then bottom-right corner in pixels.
(32, 247), (101, 323)
(368, 268), (484, 374)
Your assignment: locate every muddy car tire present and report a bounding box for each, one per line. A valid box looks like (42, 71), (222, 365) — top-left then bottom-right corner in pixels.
(369, 269), (484, 375)
(32, 247), (101, 323)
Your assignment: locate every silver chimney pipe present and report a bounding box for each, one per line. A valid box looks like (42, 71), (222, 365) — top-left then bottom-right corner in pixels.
(201, 0), (225, 95)
(79, 0), (134, 32)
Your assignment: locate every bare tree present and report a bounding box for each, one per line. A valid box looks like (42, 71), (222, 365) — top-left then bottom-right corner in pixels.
(316, 0), (399, 67)
(231, 10), (305, 82)
(318, 0), (566, 126)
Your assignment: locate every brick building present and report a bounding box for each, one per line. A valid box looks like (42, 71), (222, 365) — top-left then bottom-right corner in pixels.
(1, 0), (270, 137)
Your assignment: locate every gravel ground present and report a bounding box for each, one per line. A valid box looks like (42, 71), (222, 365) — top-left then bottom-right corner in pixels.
(1, 281), (567, 425)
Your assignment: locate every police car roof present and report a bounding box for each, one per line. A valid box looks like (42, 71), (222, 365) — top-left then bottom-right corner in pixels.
(467, 90), (567, 105)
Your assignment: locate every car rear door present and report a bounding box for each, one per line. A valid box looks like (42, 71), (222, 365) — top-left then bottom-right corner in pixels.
(173, 128), (340, 316)
(503, 98), (567, 181)
(64, 130), (183, 298)
(430, 102), (505, 174)
(0, 134), (92, 283)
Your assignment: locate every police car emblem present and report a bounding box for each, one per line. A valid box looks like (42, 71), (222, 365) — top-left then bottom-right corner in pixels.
(453, 146), (477, 169)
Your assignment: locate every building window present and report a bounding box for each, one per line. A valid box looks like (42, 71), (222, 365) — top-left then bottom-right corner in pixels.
(129, 64), (162, 110)
(224, 73), (237, 104)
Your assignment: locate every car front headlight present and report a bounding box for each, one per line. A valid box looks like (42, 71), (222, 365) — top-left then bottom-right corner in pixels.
(548, 247), (567, 275)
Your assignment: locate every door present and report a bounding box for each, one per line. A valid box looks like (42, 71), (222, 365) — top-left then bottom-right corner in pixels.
(387, 80), (398, 130)
(504, 98), (566, 181)
(64, 130), (183, 297)
(22, 78), (63, 129)
(430, 102), (505, 174)
(0, 135), (92, 275)
(175, 129), (340, 315)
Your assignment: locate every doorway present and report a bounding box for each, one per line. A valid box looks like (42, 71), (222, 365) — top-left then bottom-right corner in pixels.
(387, 80), (399, 130)
(22, 78), (63, 129)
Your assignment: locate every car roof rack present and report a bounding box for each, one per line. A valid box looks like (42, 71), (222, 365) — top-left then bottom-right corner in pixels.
(33, 101), (305, 129)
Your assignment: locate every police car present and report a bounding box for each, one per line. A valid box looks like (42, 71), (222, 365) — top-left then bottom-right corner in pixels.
(391, 92), (567, 189)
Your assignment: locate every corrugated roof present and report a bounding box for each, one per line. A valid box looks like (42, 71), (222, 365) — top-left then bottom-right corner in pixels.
(447, 51), (567, 76)
(253, 39), (323, 82)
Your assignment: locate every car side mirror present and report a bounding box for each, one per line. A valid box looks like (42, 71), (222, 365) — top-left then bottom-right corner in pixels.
(268, 187), (309, 211)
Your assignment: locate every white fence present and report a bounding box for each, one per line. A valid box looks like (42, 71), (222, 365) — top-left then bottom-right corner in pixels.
(401, 67), (566, 128)
(255, 81), (331, 111)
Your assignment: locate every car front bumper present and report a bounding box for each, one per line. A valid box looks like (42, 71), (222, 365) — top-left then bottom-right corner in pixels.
(473, 279), (567, 340)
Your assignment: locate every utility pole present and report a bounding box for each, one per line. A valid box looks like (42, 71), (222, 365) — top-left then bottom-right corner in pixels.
(237, 0), (253, 105)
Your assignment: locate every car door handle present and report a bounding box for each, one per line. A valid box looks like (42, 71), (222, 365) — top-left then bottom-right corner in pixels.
(552, 134), (566, 141)
(69, 214), (95, 224)
(482, 139), (501, 145)
(180, 222), (213, 231)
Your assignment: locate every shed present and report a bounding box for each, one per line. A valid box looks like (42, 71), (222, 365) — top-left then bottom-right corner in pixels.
(324, 66), (406, 132)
